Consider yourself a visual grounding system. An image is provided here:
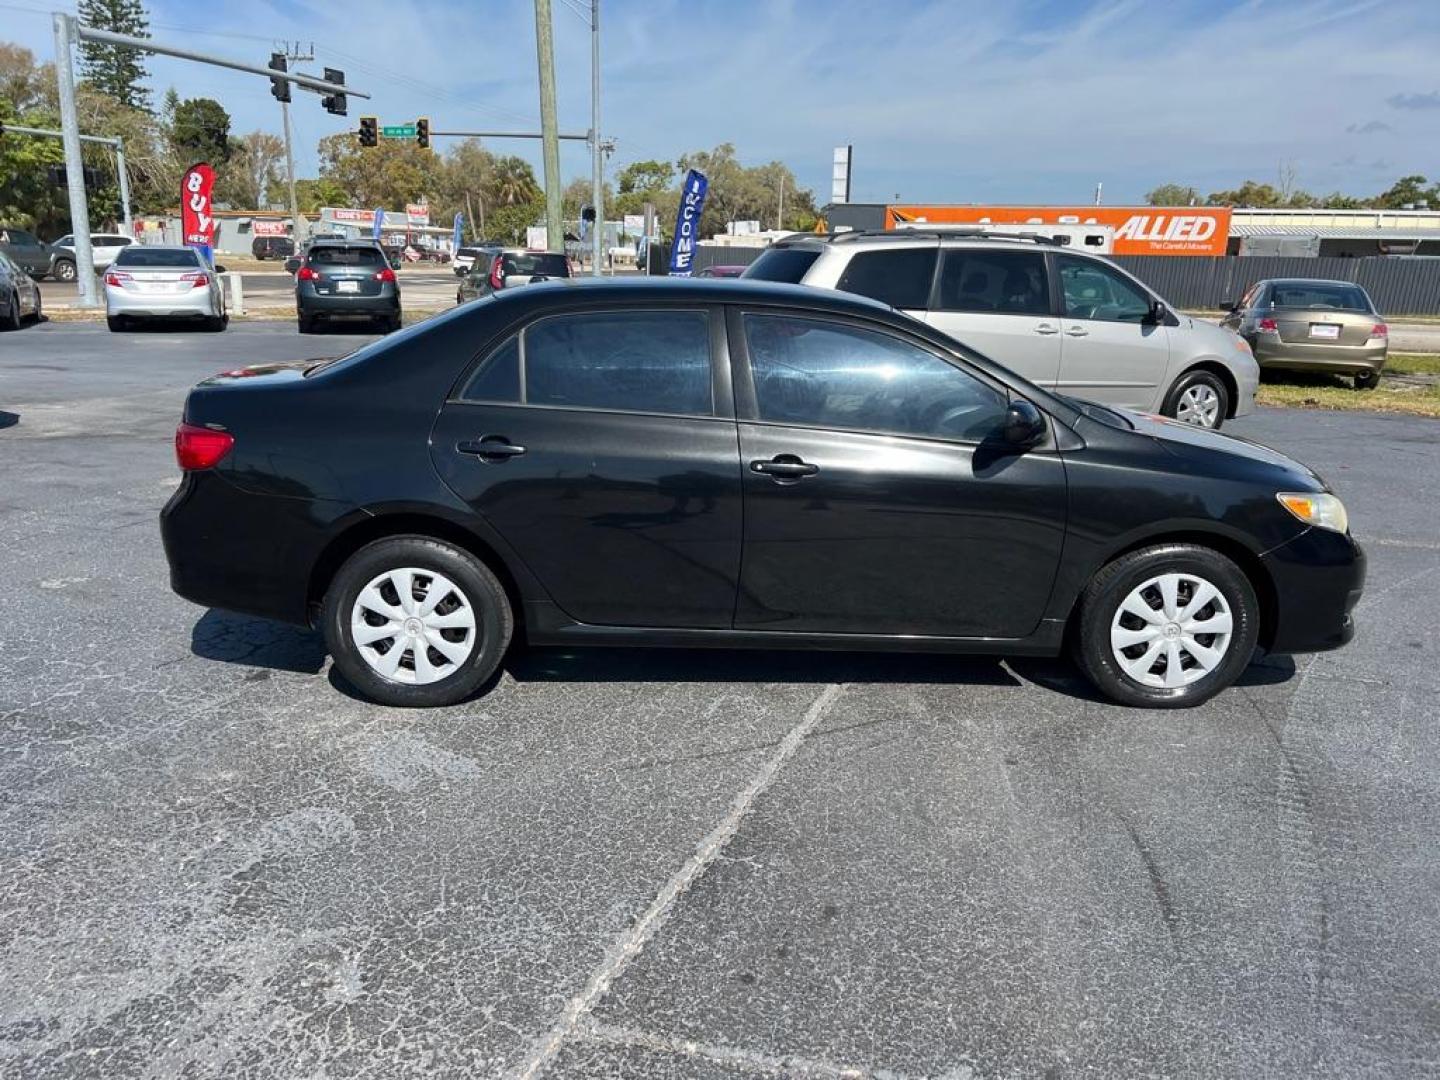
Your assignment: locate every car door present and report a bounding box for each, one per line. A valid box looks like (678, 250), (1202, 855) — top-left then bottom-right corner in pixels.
(923, 247), (1061, 387)
(1, 229), (47, 276)
(731, 309), (1068, 638)
(429, 305), (745, 629)
(1055, 254), (1170, 409)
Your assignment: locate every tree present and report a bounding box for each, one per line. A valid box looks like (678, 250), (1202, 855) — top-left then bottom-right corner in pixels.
(1376, 174), (1435, 209)
(1145, 183), (1200, 206)
(218, 131), (284, 209)
(170, 97), (232, 166)
(316, 131), (446, 210)
(77, 0), (151, 112)
(617, 159), (673, 196)
(487, 155), (541, 207)
(1206, 180), (1284, 207)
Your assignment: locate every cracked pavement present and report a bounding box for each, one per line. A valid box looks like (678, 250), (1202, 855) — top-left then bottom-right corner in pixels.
(2, 321), (1438, 1078)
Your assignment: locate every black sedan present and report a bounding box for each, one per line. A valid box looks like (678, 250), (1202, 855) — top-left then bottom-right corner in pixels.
(160, 279), (1363, 709)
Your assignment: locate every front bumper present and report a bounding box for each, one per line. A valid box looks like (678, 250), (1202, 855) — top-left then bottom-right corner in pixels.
(1261, 527), (1365, 654)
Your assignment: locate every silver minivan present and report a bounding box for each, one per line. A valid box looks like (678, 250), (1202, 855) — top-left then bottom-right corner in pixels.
(743, 230), (1258, 428)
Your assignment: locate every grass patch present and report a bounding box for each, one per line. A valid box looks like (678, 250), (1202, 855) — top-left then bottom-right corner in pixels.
(1386, 352), (1440, 375)
(1257, 371), (1440, 418)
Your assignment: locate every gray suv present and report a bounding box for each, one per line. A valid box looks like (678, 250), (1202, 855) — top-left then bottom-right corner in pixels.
(294, 239), (401, 334)
(743, 230), (1258, 428)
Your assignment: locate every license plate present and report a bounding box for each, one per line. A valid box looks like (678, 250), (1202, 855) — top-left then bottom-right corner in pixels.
(337, 280), (359, 293)
(1309, 323), (1341, 340)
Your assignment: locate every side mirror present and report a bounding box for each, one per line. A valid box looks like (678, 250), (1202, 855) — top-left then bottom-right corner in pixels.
(1219, 298), (1236, 311)
(1003, 400), (1047, 448)
(283, 257), (300, 274)
(1147, 298), (1168, 323)
(213, 264), (227, 275)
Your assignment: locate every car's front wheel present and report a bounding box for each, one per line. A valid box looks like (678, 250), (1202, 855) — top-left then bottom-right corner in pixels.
(323, 536), (514, 707)
(1163, 369), (1229, 429)
(1074, 543), (1259, 708)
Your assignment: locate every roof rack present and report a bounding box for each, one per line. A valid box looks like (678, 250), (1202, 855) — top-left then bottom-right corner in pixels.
(819, 227), (1066, 247)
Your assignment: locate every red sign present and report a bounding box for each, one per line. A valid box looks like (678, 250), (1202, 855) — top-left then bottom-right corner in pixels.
(251, 220), (288, 237)
(327, 207), (376, 223)
(181, 163), (216, 246)
(405, 203), (430, 225)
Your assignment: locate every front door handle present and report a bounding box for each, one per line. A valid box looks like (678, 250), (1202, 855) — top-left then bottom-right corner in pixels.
(1035, 323), (1060, 335)
(458, 436), (527, 460)
(1065, 325), (1090, 338)
(751, 455), (819, 480)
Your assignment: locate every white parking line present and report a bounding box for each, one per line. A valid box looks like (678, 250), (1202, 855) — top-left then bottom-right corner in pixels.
(513, 682), (847, 1080)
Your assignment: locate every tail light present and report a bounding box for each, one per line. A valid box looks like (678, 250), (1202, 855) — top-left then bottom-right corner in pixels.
(374, 267), (397, 283)
(296, 266), (320, 282)
(1257, 317), (1279, 333)
(1370, 322), (1388, 338)
(180, 271), (209, 289)
(488, 258), (505, 290)
(104, 270), (132, 287)
(175, 422), (234, 471)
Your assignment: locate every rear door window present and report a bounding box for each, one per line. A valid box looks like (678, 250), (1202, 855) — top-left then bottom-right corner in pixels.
(522, 310), (712, 415)
(936, 250), (1050, 315)
(740, 247), (821, 284)
(835, 248), (938, 309)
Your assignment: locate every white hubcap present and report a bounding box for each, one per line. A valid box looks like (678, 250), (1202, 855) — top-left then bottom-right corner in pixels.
(350, 568), (477, 685)
(1110, 572), (1233, 689)
(1176, 384), (1221, 427)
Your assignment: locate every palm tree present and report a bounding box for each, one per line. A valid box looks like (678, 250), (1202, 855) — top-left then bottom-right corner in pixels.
(487, 156), (540, 207)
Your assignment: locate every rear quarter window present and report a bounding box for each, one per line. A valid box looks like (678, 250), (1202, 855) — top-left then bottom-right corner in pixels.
(741, 247), (822, 284)
(835, 248), (938, 309)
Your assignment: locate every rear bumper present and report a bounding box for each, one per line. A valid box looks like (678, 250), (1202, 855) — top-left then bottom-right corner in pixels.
(1253, 336), (1387, 373)
(297, 289), (400, 318)
(1262, 527), (1365, 654)
(107, 287), (217, 318)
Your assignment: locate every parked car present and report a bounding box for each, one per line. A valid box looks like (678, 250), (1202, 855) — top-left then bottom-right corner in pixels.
(52, 232), (135, 272)
(456, 248), (571, 304)
(743, 230), (1258, 429)
(252, 235), (296, 261)
(0, 250), (43, 330)
(695, 264), (748, 278)
(0, 225), (61, 280)
(453, 244), (502, 277)
(1220, 279), (1388, 389)
(104, 245), (227, 332)
(294, 238), (401, 333)
(161, 278), (1362, 710)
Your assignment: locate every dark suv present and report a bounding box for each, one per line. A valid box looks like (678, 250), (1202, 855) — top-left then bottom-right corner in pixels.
(251, 235), (296, 261)
(294, 239), (401, 334)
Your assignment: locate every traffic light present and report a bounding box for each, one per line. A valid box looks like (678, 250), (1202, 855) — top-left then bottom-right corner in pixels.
(268, 53), (290, 103)
(321, 68), (347, 116)
(416, 117), (430, 150)
(358, 116), (377, 148)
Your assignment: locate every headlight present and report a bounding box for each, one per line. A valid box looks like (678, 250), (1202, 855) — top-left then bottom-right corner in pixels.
(1277, 492), (1349, 534)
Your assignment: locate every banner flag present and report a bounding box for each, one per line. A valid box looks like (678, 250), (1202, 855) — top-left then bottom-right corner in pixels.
(667, 169), (708, 276)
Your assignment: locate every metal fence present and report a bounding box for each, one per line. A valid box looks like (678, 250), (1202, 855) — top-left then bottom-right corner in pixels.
(649, 245), (1440, 316)
(1114, 255), (1440, 316)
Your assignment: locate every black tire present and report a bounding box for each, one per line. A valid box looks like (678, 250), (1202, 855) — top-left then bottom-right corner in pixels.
(106, 314), (126, 332)
(1162, 369), (1230, 430)
(2, 292), (20, 332)
(30, 288), (42, 323)
(52, 259), (77, 283)
(1355, 369), (1381, 390)
(205, 313), (228, 332)
(298, 313), (317, 334)
(322, 536), (513, 708)
(386, 311), (403, 334)
(1073, 543), (1259, 709)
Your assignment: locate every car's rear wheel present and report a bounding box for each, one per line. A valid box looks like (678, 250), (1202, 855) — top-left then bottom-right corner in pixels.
(52, 259), (76, 283)
(323, 536), (513, 708)
(1355, 369), (1381, 390)
(298, 313), (317, 334)
(106, 314), (126, 332)
(205, 313), (228, 332)
(1074, 543), (1259, 708)
(30, 288), (42, 323)
(1163, 370), (1229, 429)
(2, 292), (20, 331)
(385, 311), (402, 334)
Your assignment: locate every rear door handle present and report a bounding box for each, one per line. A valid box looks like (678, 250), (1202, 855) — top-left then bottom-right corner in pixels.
(458, 436), (527, 460)
(751, 455), (819, 480)
(1065, 325), (1089, 337)
(1035, 323), (1059, 335)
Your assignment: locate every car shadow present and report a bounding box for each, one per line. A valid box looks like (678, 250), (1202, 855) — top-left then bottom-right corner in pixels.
(0, 410), (18, 430)
(117, 320), (218, 334)
(189, 608), (327, 674)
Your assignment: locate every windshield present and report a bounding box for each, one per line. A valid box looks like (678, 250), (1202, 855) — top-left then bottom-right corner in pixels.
(1269, 282), (1372, 312)
(741, 247), (822, 284)
(114, 247), (201, 268)
(502, 252), (569, 277)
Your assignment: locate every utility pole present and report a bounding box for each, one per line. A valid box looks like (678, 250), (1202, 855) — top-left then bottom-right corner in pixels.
(277, 42), (313, 244)
(52, 13), (98, 307)
(589, 0), (603, 276)
(534, 0), (563, 253)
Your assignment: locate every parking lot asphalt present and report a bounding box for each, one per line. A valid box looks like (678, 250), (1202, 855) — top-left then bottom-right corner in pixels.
(3, 321), (1438, 1079)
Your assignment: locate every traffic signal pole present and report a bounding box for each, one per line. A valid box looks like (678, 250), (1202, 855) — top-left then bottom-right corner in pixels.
(5, 123), (133, 235)
(50, 13), (366, 306)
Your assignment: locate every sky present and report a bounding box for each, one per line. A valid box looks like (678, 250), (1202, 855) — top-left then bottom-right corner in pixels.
(4, 0), (1440, 206)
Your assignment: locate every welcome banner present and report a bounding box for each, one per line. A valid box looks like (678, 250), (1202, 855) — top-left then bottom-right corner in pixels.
(668, 169), (709, 276)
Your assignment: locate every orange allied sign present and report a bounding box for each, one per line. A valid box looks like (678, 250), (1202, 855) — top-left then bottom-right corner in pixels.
(886, 205), (1232, 256)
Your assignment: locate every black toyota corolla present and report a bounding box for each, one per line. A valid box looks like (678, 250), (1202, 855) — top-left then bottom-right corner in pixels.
(160, 279), (1363, 709)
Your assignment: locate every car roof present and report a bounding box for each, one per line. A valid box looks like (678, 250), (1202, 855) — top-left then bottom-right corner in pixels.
(308, 237), (381, 247)
(496, 276), (896, 316)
